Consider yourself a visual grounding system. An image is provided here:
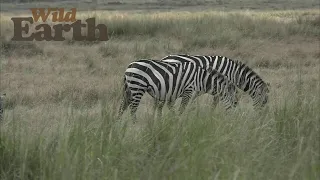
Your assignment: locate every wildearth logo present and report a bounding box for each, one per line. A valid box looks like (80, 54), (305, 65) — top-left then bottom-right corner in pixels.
(11, 8), (108, 41)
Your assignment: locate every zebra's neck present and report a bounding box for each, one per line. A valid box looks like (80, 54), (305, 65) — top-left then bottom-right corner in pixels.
(190, 66), (207, 93)
(201, 71), (219, 95)
(208, 56), (264, 93)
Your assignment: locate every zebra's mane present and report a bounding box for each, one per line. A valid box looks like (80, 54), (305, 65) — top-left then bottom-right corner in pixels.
(232, 58), (267, 86)
(164, 54), (268, 88)
(196, 54), (268, 89)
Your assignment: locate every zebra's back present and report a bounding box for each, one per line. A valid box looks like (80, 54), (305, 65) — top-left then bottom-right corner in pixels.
(161, 54), (270, 108)
(119, 59), (239, 121)
(124, 59), (197, 101)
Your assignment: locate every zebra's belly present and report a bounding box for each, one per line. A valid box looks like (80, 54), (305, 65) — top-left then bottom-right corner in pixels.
(146, 89), (180, 102)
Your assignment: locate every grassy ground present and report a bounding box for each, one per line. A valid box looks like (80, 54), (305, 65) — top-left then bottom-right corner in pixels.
(0, 5), (320, 180)
(1, 0), (320, 12)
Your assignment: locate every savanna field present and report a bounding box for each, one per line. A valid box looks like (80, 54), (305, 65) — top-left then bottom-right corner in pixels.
(0, 0), (319, 179)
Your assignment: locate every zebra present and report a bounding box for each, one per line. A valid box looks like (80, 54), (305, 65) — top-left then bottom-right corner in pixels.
(118, 59), (239, 122)
(0, 93), (6, 122)
(161, 54), (270, 109)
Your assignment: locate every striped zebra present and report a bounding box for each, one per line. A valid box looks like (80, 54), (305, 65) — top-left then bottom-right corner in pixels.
(161, 54), (270, 109)
(0, 93), (6, 122)
(118, 59), (238, 122)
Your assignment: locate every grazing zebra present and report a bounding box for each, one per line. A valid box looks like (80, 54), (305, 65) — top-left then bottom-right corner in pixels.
(0, 93), (6, 122)
(161, 54), (270, 109)
(118, 59), (238, 122)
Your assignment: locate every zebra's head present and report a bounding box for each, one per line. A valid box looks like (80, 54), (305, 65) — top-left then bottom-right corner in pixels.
(205, 70), (239, 109)
(252, 82), (270, 109)
(219, 81), (239, 109)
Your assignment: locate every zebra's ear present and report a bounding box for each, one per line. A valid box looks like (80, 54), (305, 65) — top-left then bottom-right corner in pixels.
(265, 83), (270, 93)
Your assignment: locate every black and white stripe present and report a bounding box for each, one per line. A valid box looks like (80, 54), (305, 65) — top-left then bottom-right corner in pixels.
(161, 54), (270, 109)
(118, 59), (238, 122)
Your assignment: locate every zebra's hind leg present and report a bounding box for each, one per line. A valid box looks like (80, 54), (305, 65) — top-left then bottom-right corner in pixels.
(128, 100), (139, 123)
(128, 91), (145, 123)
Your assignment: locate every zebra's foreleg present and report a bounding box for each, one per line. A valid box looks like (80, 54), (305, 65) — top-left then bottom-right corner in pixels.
(211, 95), (219, 110)
(153, 100), (165, 119)
(157, 101), (165, 119)
(190, 91), (201, 103)
(178, 92), (193, 114)
(185, 91), (202, 111)
(167, 100), (175, 111)
(152, 100), (159, 117)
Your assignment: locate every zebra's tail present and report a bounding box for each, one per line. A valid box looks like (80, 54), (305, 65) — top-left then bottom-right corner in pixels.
(118, 76), (131, 117)
(122, 76), (131, 100)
